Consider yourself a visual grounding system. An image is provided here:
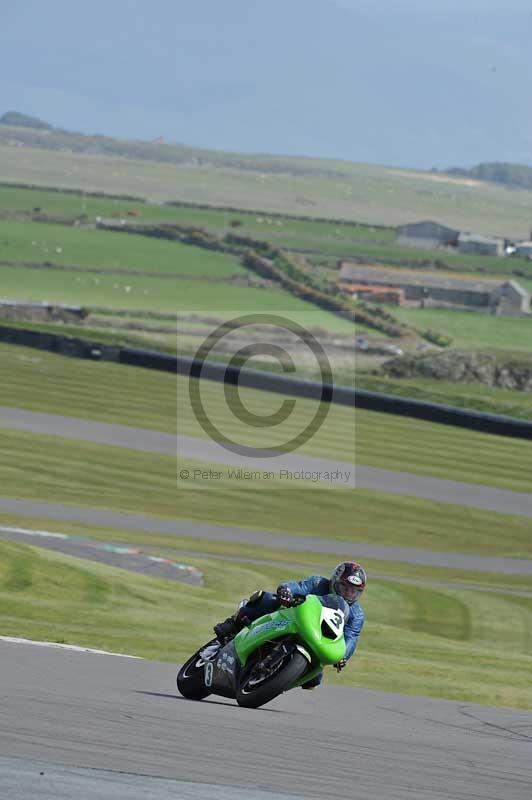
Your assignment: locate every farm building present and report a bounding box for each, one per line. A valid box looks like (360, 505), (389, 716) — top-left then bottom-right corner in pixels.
(396, 220), (460, 249)
(338, 262), (530, 316)
(457, 233), (505, 257)
(515, 241), (532, 259)
(492, 280), (530, 315)
(337, 282), (405, 305)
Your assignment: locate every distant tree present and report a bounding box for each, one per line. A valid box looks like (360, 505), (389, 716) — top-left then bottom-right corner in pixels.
(0, 111), (53, 130)
(448, 161), (532, 192)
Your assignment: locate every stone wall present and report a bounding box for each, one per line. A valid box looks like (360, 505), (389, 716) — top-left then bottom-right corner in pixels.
(0, 301), (87, 323)
(383, 350), (532, 391)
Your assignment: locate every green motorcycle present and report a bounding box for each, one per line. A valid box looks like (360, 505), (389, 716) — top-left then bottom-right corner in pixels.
(177, 593), (348, 708)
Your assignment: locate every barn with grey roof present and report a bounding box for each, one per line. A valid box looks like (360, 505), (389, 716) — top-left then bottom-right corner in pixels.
(396, 220), (460, 249)
(338, 262), (530, 315)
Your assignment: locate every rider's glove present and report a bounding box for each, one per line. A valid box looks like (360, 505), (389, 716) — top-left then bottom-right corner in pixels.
(335, 658), (347, 673)
(276, 585), (294, 607)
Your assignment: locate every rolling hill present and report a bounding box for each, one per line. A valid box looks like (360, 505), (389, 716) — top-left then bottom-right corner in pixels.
(2, 120), (532, 237)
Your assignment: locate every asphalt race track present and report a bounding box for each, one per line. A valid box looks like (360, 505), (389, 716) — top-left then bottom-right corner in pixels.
(2, 495), (532, 576)
(3, 406), (532, 517)
(0, 525), (203, 585)
(2, 408), (532, 799)
(1, 641), (531, 800)
(4, 405), (532, 575)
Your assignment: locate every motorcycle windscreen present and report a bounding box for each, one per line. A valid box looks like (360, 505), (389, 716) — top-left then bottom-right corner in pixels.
(316, 594), (350, 616)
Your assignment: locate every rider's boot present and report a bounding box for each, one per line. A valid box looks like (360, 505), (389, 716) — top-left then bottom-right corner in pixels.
(213, 613), (244, 643)
(213, 590), (264, 643)
(301, 672), (323, 690)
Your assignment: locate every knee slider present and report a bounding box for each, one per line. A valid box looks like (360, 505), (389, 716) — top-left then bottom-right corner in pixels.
(248, 589), (264, 607)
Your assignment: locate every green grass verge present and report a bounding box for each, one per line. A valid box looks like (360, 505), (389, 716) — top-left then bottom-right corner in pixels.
(391, 307), (532, 353)
(2, 342), (532, 492)
(354, 409), (532, 493)
(0, 318), (180, 353)
(357, 374), (532, 422)
(0, 317), (364, 376)
(1, 538), (531, 709)
(2, 511), (532, 592)
(2, 429), (532, 559)
(181, 379), (532, 494)
(0, 341), (181, 430)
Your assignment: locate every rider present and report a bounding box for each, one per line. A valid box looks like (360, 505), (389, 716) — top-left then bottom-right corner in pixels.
(213, 561), (366, 689)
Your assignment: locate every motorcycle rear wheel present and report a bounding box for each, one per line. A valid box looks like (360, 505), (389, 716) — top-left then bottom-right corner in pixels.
(236, 650), (308, 709)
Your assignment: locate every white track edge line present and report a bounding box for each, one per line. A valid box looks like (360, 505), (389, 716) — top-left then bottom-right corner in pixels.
(0, 525), (69, 539)
(0, 636), (142, 658)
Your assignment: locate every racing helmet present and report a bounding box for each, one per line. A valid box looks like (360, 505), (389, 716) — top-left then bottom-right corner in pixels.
(330, 562), (366, 605)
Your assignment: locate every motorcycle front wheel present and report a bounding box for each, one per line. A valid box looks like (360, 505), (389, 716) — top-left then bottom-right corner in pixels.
(177, 639), (219, 700)
(235, 650), (308, 709)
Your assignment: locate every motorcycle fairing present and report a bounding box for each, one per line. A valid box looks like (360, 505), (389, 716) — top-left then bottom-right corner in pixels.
(204, 640), (239, 697)
(234, 594), (347, 670)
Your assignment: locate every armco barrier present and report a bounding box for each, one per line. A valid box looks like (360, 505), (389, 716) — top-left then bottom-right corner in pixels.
(354, 389), (532, 440)
(2, 326), (532, 441)
(0, 325), (119, 361)
(120, 347), (532, 441)
(121, 348), (343, 404)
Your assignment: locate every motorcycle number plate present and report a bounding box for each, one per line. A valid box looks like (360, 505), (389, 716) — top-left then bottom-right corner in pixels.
(321, 607), (345, 639)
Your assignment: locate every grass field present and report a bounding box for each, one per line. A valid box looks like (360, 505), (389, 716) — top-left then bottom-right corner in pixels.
(0, 184), (396, 251)
(2, 341), (531, 711)
(3, 183), (532, 277)
(2, 343), (532, 491)
(180, 379), (532, 493)
(0, 317), (181, 354)
(329, 240), (532, 277)
(3, 510), (532, 592)
(2, 145), (532, 714)
(4, 187), (532, 360)
(391, 307), (532, 352)
(0, 219), (359, 331)
(0, 218), (245, 276)
(0, 315), (376, 364)
(357, 374), (532, 421)
(3, 144), (532, 238)
(1, 537), (531, 709)
(1, 262), (354, 318)
(2, 427), (532, 559)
